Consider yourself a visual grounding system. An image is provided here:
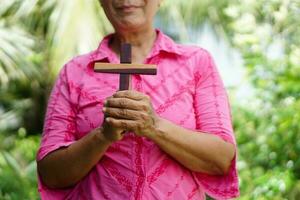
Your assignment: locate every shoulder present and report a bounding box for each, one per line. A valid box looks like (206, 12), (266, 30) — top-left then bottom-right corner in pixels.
(158, 30), (212, 60)
(58, 49), (99, 81)
(60, 34), (112, 78)
(171, 43), (218, 77)
(171, 43), (215, 73)
(65, 50), (96, 71)
(175, 43), (212, 61)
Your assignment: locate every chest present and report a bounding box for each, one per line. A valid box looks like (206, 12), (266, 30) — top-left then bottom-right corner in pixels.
(71, 59), (197, 139)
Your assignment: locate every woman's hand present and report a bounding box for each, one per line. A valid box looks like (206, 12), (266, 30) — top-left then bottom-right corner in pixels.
(102, 90), (159, 138)
(101, 95), (127, 142)
(101, 120), (125, 142)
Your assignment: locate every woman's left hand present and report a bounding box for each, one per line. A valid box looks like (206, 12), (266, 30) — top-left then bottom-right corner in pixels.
(102, 90), (159, 138)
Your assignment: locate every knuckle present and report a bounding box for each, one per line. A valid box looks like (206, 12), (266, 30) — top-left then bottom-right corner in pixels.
(109, 109), (116, 116)
(140, 113), (148, 120)
(141, 104), (148, 111)
(120, 109), (128, 116)
(119, 100), (126, 107)
(125, 92), (131, 98)
(119, 91), (129, 98)
(113, 92), (119, 97)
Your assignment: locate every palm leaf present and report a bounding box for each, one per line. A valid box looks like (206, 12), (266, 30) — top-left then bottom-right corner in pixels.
(159, 0), (230, 42)
(1, 152), (22, 178)
(46, 0), (112, 76)
(0, 23), (37, 87)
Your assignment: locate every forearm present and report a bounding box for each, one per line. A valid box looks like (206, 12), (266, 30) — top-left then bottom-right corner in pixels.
(147, 117), (235, 175)
(102, 90), (235, 175)
(37, 127), (111, 189)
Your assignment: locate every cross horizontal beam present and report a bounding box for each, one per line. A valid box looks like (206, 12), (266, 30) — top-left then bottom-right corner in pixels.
(94, 63), (157, 75)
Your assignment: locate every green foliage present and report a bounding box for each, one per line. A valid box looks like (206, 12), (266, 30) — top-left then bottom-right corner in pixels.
(226, 0), (300, 199)
(0, 1), (111, 199)
(0, 131), (40, 200)
(0, 0), (299, 199)
(0, 0), (111, 135)
(233, 105), (300, 199)
(160, 1), (300, 198)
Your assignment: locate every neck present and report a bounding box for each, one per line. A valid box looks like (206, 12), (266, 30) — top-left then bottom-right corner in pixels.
(111, 27), (157, 63)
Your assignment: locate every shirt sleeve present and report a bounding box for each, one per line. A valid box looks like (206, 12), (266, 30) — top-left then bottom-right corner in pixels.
(192, 49), (239, 199)
(37, 64), (77, 162)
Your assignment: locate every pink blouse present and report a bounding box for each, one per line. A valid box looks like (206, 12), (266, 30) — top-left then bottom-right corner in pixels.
(37, 30), (239, 200)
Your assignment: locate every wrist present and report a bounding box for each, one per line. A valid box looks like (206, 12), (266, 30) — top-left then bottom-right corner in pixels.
(146, 116), (166, 140)
(94, 127), (113, 145)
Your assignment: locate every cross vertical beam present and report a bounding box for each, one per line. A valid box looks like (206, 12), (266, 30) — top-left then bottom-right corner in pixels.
(119, 43), (131, 90)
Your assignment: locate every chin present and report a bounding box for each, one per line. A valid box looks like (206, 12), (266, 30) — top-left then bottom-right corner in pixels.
(116, 20), (147, 32)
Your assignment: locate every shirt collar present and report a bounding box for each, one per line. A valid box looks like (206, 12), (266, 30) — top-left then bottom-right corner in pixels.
(89, 29), (182, 63)
(149, 29), (182, 58)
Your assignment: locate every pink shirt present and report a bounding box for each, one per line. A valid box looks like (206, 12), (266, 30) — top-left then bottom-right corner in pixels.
(37, 30), (239, 200)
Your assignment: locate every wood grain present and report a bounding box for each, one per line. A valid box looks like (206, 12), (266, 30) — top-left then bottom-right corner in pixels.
(94, 63), (157, 74)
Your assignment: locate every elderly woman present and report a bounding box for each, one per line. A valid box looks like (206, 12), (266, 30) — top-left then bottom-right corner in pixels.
(37, 0), (239, 199)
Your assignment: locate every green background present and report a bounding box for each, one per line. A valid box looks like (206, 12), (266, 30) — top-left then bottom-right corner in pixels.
(0, 0), (299, 199)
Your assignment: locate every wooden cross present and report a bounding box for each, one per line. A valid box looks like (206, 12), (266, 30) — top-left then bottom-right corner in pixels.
(94, 43), (157, 90)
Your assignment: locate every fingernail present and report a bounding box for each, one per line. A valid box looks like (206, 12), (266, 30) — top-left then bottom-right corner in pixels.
(106, 117), (110, 122)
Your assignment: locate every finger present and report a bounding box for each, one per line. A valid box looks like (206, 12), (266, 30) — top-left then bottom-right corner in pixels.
(104, 96), (114, 105)
(105, 98), (147, 111)
(105, 117), (138, 131)
(113, 90), (147, 100)
(103, 107), (142, 120)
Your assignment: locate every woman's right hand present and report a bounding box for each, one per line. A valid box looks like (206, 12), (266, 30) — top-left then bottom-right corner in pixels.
(101, 96), (125, 142)
(101, 118), (125, 142)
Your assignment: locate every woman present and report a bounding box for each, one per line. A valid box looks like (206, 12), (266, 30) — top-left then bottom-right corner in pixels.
(37, 0), (239, 199)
